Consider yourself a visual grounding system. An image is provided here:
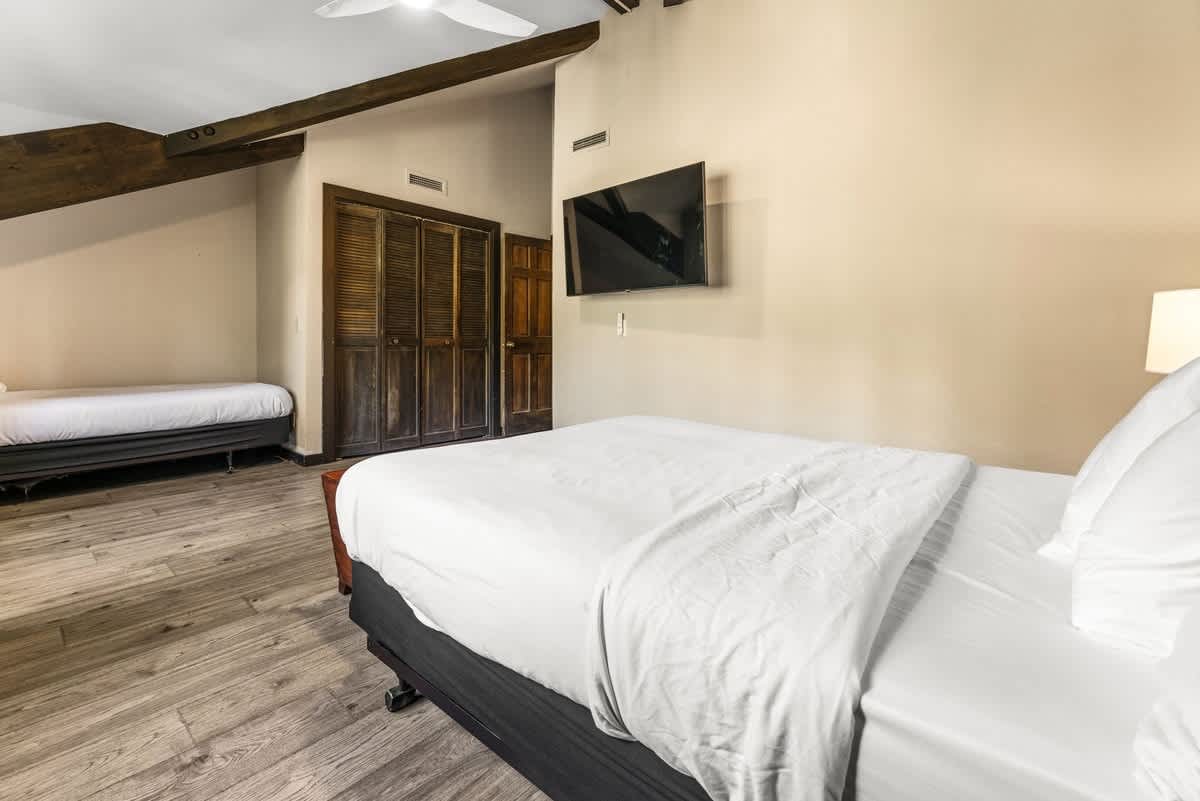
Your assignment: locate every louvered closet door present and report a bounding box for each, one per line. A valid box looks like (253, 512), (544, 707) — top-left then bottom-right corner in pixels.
(421, 221), (459, 445)
(381, 211), (421, 451)
(333, 203), (382, 457)
(457, 228), (490, 440)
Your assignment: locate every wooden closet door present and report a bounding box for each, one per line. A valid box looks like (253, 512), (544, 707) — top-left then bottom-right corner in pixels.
(458, 228), (490, 441)
(421, 221), (458, 445)
(381, 211), (421, 451)
(333, 203), (382, 457)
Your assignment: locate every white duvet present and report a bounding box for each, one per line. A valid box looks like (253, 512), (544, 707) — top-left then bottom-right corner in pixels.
(0, 383), (293, 447)
(586, 442), (969, 801)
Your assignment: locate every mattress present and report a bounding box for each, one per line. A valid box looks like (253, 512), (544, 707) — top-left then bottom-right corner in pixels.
(0, 383), (294, 447)
(338, 417), (1160, 801)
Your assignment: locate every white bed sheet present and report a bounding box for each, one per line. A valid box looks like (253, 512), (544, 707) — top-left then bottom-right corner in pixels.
(338, 417), (1160, 801)
(854, 466), (1158, 801)
(0, 383), (293, 447)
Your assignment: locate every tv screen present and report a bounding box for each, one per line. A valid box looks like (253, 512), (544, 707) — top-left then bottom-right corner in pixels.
(564, 162), (707, 297)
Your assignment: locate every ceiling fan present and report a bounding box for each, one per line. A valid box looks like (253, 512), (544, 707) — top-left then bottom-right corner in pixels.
(314, 0), (538, 38)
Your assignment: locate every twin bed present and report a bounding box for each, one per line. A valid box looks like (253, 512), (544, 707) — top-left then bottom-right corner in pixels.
(334, 416), (1159, 801)
(0, 383), (293, 488)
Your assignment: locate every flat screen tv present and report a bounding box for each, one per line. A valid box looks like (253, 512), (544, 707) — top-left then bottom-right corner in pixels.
(564, 162), (707, 297)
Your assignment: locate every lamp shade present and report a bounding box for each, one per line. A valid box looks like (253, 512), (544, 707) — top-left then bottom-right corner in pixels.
(1146, 289), (1200, 374)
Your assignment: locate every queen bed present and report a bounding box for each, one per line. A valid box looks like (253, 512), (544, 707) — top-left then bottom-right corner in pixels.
(334, 416), (1160, 801)
(0, 382), (294, 487)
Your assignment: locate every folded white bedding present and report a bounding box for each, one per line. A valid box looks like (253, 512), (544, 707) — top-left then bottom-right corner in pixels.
(1135, 609), (1200, 801)
(0, 383), (293, 447)
(1136, 701), (1200, 801)
(586, 442), (969, 801)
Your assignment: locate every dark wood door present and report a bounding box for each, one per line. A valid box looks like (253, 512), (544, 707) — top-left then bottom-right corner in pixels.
(381, 211), (421, 451)
(504, 234), (553, 436)
(421, 221), (458, 446)
(333, 203), (382, 457)
(458, 228), (491, 441)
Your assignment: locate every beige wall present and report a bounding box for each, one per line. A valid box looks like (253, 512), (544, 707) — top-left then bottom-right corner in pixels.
(552, 0), (1200, 474)
(0, 172), (258, 391)
(258, 82), (554, 454)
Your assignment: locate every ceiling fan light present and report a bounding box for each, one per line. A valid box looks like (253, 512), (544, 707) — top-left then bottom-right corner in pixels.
(398, 0), (436, 8)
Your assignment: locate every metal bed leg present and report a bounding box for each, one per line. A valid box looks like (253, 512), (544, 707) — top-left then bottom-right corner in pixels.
(225, 450), (235, 474)
(384, 681), (422, 713)
(8, 479), (43, 500)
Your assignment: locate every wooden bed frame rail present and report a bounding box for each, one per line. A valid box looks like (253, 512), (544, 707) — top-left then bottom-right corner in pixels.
(321, 469), (354, 594)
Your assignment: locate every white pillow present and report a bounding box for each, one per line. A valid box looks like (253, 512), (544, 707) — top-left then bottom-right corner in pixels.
(1072, 410), (1200, 659)
(1042, 356), (1200, 563)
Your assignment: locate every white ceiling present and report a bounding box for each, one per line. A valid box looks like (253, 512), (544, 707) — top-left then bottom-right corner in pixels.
(0, 0), (606, 136)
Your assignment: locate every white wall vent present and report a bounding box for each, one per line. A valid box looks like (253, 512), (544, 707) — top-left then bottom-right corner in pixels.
(407, 170), (447, 195)
(572, 130), (610, 152)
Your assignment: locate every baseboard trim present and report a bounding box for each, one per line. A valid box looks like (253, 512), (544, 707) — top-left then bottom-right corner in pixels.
(279, 447), (330, 468)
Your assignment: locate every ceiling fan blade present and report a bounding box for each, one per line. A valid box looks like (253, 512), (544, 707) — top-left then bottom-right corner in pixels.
(435, 0), (538, 37)
(314, 0), (399, 18)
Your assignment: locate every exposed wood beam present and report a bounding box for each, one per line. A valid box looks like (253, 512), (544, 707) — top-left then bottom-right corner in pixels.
(663, 0), (689, 6)
(600, 0), (639, 12)
(163, 21), (601, 157)
(0, 123), (304, 221)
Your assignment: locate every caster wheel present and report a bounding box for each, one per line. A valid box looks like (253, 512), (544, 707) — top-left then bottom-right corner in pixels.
(384, 684), (421, 713)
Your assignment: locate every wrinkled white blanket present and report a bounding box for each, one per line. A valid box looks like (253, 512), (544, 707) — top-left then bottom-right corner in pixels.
(586, 442), (971, 801)
(1136, 609), (1200, 801)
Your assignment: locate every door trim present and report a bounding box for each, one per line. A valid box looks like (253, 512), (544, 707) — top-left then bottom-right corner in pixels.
(322, 183), (502, 462)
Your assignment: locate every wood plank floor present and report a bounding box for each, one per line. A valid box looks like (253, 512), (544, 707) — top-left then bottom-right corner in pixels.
(0, 457), (549, 801)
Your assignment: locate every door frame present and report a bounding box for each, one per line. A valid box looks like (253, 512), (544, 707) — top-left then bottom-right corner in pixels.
(321, 183), (503, 462)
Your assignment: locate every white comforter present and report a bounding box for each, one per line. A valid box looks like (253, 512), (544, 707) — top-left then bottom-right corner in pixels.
(586, 442), (971, 801)
(0, 383), (293, 447)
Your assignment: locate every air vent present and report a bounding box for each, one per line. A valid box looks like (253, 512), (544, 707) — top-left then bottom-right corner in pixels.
(572, 130), (610, 152)
(407, 170), (447, 195)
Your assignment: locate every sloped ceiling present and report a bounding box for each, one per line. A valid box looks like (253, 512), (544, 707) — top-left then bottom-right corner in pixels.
(0, 0), (606, 136)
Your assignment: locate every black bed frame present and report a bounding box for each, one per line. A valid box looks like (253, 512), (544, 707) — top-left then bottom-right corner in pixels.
(349, 561), (712, 801)
(0, 415), (293, 491)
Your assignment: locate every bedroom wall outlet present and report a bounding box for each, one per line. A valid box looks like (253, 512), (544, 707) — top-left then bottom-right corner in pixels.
(617, 312), (626, 337)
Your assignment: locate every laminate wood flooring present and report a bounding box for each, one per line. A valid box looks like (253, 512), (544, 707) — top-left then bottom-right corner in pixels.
(0, 458), (549, 801)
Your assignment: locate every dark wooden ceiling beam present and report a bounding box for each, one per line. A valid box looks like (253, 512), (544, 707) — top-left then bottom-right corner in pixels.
(163, 21), (600, 157)
(0, 124), (304, 221)
(599, 0), (639, 12)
